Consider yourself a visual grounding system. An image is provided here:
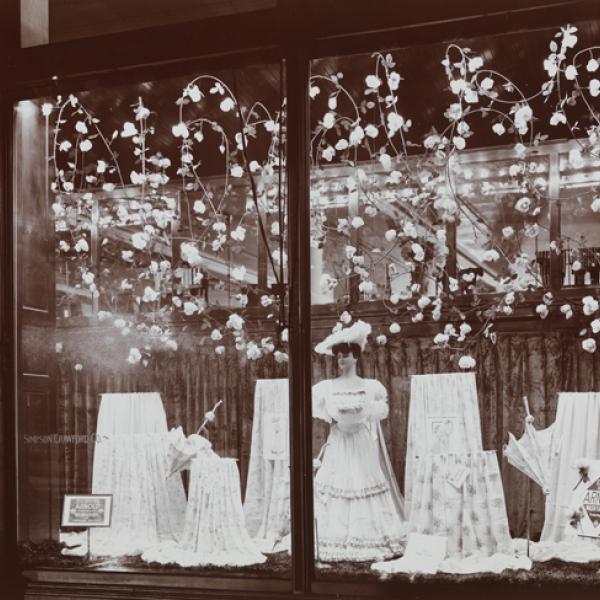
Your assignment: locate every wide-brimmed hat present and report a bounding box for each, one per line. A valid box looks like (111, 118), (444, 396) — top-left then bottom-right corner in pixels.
(314, 320), (372, 355)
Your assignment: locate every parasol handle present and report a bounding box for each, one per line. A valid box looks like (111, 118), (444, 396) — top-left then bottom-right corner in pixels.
(523, 395), (532, 418)
(196, 399), (223, 435)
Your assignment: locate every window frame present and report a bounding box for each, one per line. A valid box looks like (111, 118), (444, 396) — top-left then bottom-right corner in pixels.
(3, 1), (600, 598)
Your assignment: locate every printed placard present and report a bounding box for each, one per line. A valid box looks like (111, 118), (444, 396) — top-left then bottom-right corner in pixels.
(427, 416), (459, 454)
(447, 464), (470, 489)
(61, 494), (113, 528)
(569, 460), (600, 539)
(400, 533), (448, 573)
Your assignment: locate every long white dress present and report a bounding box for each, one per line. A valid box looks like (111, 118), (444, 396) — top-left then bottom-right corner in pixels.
(312, 378), (406, 562)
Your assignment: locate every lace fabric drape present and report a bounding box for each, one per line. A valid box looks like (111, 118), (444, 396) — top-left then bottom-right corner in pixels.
(541, 392), (600, 543)
(407, 451), (512, 558)
(243, 379), (290, 552)
(90, 393), (187, 557)
(405, 373), (483, 518)
(143, 457), (266, 567)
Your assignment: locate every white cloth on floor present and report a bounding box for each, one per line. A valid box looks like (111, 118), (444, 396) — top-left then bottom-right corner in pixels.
(541, 392), (600, 543)
(243, 379), (290, 553)
(513, 537), (600, 563)
(143, 456), (266, 567)
(90, 393), (187, 557)
(405, 373), (483, 519)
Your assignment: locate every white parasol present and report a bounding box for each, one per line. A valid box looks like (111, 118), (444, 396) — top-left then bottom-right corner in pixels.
(504, 396), (555, 494)
(166, 400), (223, 477)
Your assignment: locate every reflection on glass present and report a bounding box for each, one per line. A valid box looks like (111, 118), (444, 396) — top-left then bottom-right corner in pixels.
(15, 63), (290, 577)
(559, 148), (600, 286)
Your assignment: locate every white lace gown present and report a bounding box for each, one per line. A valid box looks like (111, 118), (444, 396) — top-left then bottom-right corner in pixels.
(312, 378), (406, 562)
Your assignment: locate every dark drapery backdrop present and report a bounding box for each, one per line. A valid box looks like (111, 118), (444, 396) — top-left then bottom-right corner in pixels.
(54, 328), (600, 540)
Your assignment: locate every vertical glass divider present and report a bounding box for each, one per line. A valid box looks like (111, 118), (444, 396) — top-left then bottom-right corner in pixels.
(286, 48), (314, 594)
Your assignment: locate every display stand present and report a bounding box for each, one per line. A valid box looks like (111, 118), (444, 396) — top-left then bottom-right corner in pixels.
(90, 393), (187, 556)
(142, 456), (266, 567)
(541, 392), (600, 543)
(243, 379), (290, 552)
(407, 450), (512, 558)
(405, 373), (483, 518)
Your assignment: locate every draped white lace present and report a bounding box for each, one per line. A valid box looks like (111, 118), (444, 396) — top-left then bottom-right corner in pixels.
(373, 450), (516, 574)
(90, 392), (188, 556)
(142, 456), (266, 567)
(405, 373), (483, 519)
(243, 379), (290, 552)
(541, 392), (600, 543)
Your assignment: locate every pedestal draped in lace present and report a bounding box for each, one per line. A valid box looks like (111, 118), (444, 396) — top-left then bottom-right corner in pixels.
(408, 451), (512, 558)
(312, 378), (405, 562)
(90, 393), (187, 557)
(405, 373), (483, 519)
(142, 457), (266, 567)
(540, 392), (600, 543)
(243, 379), (290, 551)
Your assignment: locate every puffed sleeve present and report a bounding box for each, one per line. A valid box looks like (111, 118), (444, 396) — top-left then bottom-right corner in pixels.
(368, 380), (389, 421)
(312, 380), (332, 423)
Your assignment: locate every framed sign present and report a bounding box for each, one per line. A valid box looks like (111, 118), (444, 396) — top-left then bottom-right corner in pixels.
(61, 494), (113, 528)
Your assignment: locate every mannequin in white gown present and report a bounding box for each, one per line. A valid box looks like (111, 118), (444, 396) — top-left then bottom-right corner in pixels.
(313, 320), (406, 562)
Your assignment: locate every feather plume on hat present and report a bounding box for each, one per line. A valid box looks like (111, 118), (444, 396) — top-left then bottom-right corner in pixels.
(314, 320), (372, 355)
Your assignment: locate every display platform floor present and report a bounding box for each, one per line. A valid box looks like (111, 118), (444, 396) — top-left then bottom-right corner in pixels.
(18, 539), (600, 585)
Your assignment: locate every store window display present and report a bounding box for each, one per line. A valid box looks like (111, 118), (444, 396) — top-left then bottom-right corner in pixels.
(14, 62), (291, 577)
(309, 18), (600, 584)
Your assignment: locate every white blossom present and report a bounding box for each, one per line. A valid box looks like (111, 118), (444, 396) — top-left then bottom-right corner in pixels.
(458, 355), (476, 369)
(515, 196), (531, 213)
(434, 333), (449, 345)
(412, 243), (425, 262)
(560, 304), (573, 319)
(583, 296), (599, 316)
(502, 226), (515, 239)
(232, 266), (246, 281)
(220, 97), (235, 112)
(351, 216), (364, 229)
(483, 249), (500, 262)
(246, 343), (262, 360)
(127, 348), (142, 364)
(183, 301), (198, 316)
(340, 310), (352, 324)
(226, 313), (244, 330)
(132, 232), (148, 250)
(365, 75), (381, 89)
(582, 338), (597, 353)
(180, 242), (203, 267)
(417, 295), (431, 310)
